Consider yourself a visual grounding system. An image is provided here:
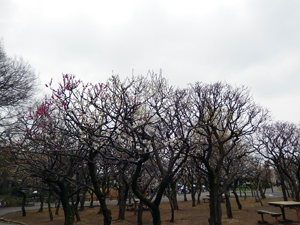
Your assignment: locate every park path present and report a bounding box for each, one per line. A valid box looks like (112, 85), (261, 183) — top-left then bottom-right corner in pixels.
(0, 204), (47, 225)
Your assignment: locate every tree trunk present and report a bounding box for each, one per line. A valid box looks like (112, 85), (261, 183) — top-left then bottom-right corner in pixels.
(151, 206), (161, 225)
(61, 203), (74, 225)
(132, 153), (164, 225)
(243, 191), (247, 200)
(191, 179), (196, 207)
(278, 170), (288, 201)
(74, 208), (80, 221)
(73, 193), (80, 222)
(170, 181), (179, 210)
(259, 186), (266, 199)
(208, 174), (222, 225)
(19, 191), (26, 217)
(183, 182), (188, 201)
(89, 190), (94, 208)
(293, 185), (300, 201)
(118, 181), (129, 220)
(168, 193), (175, 222)
(225, 191), (233, 218)
(137, 201), (143, 225)
(88, 160), (112, 225)
(48, 193), (53, 221)
(118, 185), (126, 220)
(38, 195), (44, 212)
(197, 191), (201, 204)
(59, 183), (74, 225)
(79, 188), (87, 211)
(197, 184), (202, 204)
(128, 189), (132, 204)
(165, 184), (175, 222)
(254, 188), (263, 206)
(289, 184), (295, 200)
(55, 200), (60, 215)
(232, 190), (242, 210)
(271, 182), (274, 193)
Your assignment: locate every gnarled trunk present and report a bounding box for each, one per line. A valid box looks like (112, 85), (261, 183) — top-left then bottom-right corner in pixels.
(224, 191), (232, 218)
(55, 200), (60, 215)
(208, 174), (222, 225)
(72, 193), (80, 222)
(232, 190), (242, 210)
(48, 193), (53, 221)
(89, 190), (94, 208)
(79, 188), (87, 211)
(278, 169), (288, 201)
(132, 153), (164, 225)
(88, 160), (112, 225)
(59, 183), (74, 225)
(18, 191), (26, 217)
(191, 178), (196, 207)
(38, 195), (44, 212)
(137, 201), (143, 225)
(118, 180), (129, 220)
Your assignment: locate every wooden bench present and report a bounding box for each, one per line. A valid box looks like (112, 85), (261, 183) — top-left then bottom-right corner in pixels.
(202, 197), (226, 203)
(256, 210), (282, 225)
(202, 198), (210, 203)
(126, 203), (134, 211)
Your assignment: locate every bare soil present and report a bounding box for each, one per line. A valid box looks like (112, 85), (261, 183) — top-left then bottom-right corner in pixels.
(3, 197), (300, 225)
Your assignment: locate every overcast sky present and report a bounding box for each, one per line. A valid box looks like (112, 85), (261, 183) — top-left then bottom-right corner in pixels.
(1, 0), (300, 123)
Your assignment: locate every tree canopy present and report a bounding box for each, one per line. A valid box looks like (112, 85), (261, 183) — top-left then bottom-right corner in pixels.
(0, 41), (38, 129)
(4, 72), (300, 225)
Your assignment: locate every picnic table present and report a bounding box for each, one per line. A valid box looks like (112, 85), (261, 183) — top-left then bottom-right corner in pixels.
(268, 201), (300, 223)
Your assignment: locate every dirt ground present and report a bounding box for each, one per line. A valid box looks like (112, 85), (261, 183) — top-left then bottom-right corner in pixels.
(2, 197), (300, 225)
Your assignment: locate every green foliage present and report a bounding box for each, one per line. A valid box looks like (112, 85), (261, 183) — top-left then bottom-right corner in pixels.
(235, 185), (251, 192)
(0, 195), (22, 206)
(261, 181), (271, 189)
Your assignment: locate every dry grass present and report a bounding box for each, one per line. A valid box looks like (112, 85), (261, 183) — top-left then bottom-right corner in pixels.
(3, 197), (300, 225)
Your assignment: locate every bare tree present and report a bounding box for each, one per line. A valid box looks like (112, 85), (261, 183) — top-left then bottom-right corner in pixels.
(45, 74), (114, 225)
(0, 41), (38, 129)
(9, 97), (86, 225)
(254, 121), (300, 201)
(0, 42), (38, 193)
(189, 82), (269, 225)
(101, 74), (194, 225)
(219, 141), (252, 217)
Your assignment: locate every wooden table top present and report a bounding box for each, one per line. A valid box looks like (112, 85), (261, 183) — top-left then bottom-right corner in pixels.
(269, 201), (300, 206)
